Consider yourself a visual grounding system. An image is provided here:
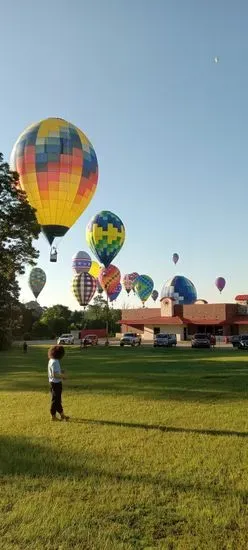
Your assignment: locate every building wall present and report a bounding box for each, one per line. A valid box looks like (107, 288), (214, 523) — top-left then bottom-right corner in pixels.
(121, 308), (159, 321)
(238, 325), (248, 335)
(183, 303), (232, 321)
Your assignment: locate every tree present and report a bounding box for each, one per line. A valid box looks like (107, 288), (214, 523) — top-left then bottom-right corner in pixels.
(0, 154), (40, 349)
(39, 305), (71, 337)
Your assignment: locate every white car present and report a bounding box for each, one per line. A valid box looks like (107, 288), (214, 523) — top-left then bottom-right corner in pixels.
(120, 332), (141, 346)
(57, 334), (74, 345)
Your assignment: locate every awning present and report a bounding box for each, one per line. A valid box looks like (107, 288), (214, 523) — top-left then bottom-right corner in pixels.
(182, 318), (225, 326)
(120, 316), (184, 326)
(232, 317), (248, 325)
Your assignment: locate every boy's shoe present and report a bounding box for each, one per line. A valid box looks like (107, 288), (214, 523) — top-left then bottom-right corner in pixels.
(51, 415), (60, 421)
(60, 413), (70, 421)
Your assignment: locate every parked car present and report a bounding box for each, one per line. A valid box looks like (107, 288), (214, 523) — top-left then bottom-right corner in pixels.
(191, 333), (210, 348)
(82, 334), (98, 346)
(236, 335), (248, 349)
(57, 334), (74, 345)
(153, 333), (169, 347)
(120, 333), (141, 346)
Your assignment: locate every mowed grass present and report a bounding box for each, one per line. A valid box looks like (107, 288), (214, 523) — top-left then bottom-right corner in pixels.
(1, 346), (248, 549)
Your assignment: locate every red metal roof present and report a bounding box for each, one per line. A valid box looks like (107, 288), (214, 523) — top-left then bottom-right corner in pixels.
(232, 316), (248, 325)
(235, 295), (248, 301)
(183, 318), (226, 326)
(120, 316), (184, 325)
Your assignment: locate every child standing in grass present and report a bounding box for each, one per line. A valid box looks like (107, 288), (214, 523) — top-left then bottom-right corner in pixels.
(48, 345), (69, 421)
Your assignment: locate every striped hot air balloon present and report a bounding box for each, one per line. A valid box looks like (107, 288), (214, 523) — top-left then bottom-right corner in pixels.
(72, 272), (96, 307)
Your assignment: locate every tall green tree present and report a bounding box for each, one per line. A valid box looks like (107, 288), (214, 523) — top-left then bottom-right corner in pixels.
(0, 154), (40, 349)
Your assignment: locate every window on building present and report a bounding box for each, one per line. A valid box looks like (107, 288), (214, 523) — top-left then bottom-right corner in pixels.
(153, 327), (160, 335)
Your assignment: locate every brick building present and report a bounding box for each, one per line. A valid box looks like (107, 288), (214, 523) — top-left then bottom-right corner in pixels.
(120, 297), (248, 341)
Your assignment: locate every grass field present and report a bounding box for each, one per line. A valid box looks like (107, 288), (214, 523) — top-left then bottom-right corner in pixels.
(1, 345), (248, 549)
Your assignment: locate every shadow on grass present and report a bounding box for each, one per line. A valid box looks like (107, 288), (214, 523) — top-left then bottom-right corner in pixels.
(0, 346), (247, 402)
(1, 435), (248, 502)
(70, 417), (248, 438)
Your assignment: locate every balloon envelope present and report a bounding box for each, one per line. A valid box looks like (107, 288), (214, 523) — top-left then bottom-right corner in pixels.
(134, 275), (154, 304)
(109, 283), (122, 302)
(99, 265), (121, 296)
(123, 274), (132, 295)
(29, 267), (46, 299)
(173, 253), (179, 265)
(128, 272), (139, 290)
(86, 211), (125, 267)
(72, 251), (91, 274)
(89, 260), (101, 279)
(11, 118), (98, 245)
(151, 289), (159, 302)
(215, 277), (226, 293)
(72, 272), (96, 307)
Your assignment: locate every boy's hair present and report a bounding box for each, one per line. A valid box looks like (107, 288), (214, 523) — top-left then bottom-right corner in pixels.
(48, 345), (65, 360)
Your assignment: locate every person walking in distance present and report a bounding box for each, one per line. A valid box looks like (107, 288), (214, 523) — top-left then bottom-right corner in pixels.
(48, 345), (69, 421)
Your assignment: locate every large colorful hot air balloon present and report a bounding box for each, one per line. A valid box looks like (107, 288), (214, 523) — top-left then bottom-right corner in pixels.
(10, 118), (98, 250)
(29, 267), (46, 299)
(173, 253), (179, 265)
(123, 274), (132, 295)
(72, 251), (91, 274)
(109, 283), (122, 302)
(89, 260), (101, 279)
(86, 211), (125, 267)
(72, 272), (96, 307)
(99, 265), (121, 296)
(151, 289), (159, 302)
(215, 277), (226, 293)
(133, 275), (154, 306)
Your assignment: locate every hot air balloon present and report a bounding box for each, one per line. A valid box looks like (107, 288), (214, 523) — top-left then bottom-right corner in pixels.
(215, 277), (226, 293)
(173, 253), (179, 265)
(99, 265), (121, 296)
(89, 260), (101, 279)
(128, 272), (139, 293)
(109, 283), (122, 302)
(86, 211), (125, 267)
(151, 289), (159, 302)
(72, 251), (91, 274)
(29, 267), (46, 299)
(123, 274), (132, 295)
(10, 118), (98, 260)
(133, 275), (154, 306)
(72, 272), (96, 307)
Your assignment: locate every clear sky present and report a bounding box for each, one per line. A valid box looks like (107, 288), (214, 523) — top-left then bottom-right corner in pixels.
(1, 0), (248, 310)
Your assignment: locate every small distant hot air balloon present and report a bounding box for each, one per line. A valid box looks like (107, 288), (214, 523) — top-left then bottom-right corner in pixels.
(215, 277), (226, 293)
(29, 268), (46, 299)
(11, 118), (98, 260)
(86, 211), (125, 267)
(89, 260), (101, 279)
(72, 272), (97, 307)
(99, 265), (121, 297)
(173, 253), (179, 265)
(72, 251), (91, 274)
(109, 283), (122, 303)
(133, 275), (154, 306)
(123, 274), (132, 295)
(151, 289), (159, 302)
(128, 272), (139, 293)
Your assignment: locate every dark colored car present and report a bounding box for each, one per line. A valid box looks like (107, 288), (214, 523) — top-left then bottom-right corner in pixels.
(82, 334), (98, 346)
(191, 333), (210, 348)
(236, 335), (248, 349)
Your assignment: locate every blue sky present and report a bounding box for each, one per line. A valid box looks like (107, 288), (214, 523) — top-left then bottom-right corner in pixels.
(1, 0), (248, 310)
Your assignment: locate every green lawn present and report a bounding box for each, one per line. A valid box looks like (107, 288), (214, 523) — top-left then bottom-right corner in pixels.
(0, 345), (248, 549)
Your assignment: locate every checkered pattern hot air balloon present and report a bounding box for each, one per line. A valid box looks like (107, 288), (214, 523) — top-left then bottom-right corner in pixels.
(123, 274), (132, 295)
(72, 272), (96, 307)
(72, 251), (91, 274)
(133, 275), (154, 305)
(99, 265), (121, 297)
(10, 118), (98, 246)
(86, 211), (125, 268)
(29, 268), (46, 299)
